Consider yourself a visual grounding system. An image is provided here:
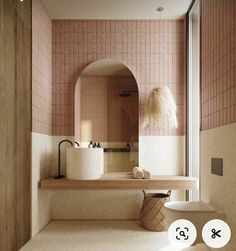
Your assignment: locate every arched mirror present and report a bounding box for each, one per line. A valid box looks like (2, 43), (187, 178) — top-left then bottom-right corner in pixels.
(75, 59), (139, 173)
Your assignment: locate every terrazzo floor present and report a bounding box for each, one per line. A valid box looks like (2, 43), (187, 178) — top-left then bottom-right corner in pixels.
(21, 220), (209, 251)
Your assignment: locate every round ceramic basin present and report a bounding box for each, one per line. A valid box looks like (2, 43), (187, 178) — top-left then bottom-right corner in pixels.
(66, 148), (104, 180)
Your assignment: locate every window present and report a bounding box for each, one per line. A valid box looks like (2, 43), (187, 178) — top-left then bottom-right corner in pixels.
(187, 0), (200, 201)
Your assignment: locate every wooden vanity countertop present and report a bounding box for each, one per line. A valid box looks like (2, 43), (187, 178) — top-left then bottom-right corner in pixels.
(40, 172), (198, 190)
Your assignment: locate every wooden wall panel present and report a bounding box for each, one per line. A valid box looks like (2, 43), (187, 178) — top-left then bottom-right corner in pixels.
(0, 0), (31, 250)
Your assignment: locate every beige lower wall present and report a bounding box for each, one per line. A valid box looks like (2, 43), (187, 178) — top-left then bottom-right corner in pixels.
(139, 136), (186, 201)
(32, 134), (186, 227)
(201, 123), (236, 251)
(31, 133), (52, 237)
(51, 137), (185, 176)
(50, 189), (184, 220)
(139, 136), (185, 175)
(51, 190), (143, 220)
(50, 135), (185, 219)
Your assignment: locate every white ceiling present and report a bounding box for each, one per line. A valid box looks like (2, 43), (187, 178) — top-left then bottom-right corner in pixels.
(41, 0), (193, 20)
(81, 59), (133, 76)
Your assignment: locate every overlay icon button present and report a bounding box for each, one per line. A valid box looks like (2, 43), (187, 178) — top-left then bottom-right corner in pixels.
(168, 219), (197, 248)
(202, 219), (231, 248)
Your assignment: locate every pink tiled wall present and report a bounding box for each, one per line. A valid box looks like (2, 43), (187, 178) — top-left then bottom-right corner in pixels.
(201, 0), (236, 130)
(52, 20), (185, 136)
(32, 0), (52, 135)
(77, 76), (138, 142)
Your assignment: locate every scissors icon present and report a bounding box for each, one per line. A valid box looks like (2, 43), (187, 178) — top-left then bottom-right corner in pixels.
(211, 229), (221, 239)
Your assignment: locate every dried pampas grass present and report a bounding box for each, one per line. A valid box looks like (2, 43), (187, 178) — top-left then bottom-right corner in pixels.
(143, 86), (178, 129)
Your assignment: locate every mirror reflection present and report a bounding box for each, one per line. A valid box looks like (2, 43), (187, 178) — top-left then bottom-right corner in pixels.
(75, 59), (139, 172)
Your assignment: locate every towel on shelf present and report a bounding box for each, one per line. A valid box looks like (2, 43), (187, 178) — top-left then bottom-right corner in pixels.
(142, 169), (151, 179)
(132, 167), (144, 179)
(133, 167), (151, 179)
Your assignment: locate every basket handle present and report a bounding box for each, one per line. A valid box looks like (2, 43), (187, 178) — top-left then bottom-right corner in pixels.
(142, 190), (146, 197)
(167, 190), (171, 196)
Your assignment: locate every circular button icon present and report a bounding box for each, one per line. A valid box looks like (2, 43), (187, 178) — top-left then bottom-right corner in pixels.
(202, 219), (231, 248)
(168, 219), (197, 248)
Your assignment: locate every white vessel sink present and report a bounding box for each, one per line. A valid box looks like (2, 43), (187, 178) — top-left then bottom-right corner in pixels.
(66, 148), (104, 180)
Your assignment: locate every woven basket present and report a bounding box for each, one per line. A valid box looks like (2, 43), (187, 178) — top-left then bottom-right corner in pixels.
(140, 190), (171, 231)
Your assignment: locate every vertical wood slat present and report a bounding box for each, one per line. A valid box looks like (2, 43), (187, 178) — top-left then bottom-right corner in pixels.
(0, 0), (32, 250)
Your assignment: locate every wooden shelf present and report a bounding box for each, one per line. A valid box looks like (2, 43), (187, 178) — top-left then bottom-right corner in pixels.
(40, 172), (198, 190)
(103, 147), (138, 152)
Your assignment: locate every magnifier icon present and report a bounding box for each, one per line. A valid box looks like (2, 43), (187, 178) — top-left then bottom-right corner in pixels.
(169, 220), (197, 247)
(179, 231), (186, 238)
(176, 227), (189, 241)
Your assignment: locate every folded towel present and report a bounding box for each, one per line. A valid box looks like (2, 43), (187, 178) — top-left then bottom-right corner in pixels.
(133, 167), (144, 179)
(142, 169), (151, 179)
(132, 167), (139, 173)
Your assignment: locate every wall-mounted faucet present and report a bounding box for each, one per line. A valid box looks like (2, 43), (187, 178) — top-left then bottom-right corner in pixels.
(55, 140), (73, 179)
(74, 141), (80, 148)
(55, 140), (80, 179)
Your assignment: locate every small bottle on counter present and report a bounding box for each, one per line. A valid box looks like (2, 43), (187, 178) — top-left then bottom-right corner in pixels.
(88, 141), (93, 148)
(97, 142), (101, 148)
(93, 142), (97, 148)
